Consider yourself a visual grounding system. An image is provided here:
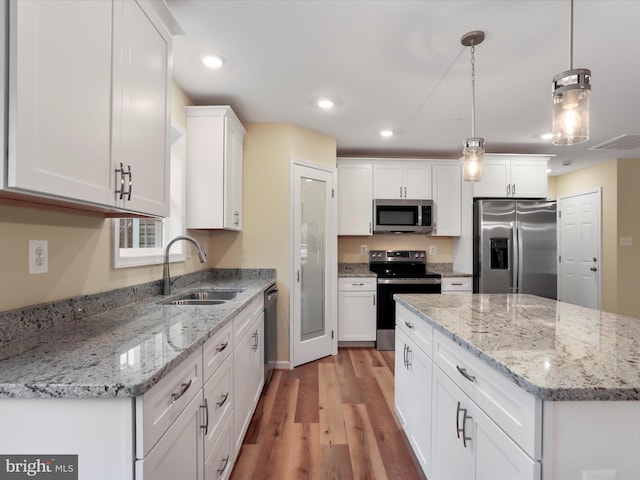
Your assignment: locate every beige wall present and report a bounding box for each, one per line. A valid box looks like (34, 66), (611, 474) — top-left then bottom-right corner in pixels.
(553, 160), (618, 314)
(0, 81), (209, 311)
(338, 235), (453, 264)
(205, 123), (337, 364)
(616, 159), (640, 318)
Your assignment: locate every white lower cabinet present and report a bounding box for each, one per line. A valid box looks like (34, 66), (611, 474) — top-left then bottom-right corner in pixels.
(135, 391), (203, 480)
(395, 303), (540, 480)
(395, 306), (433, 477)
(233, 297), (265, 456)
(338, 277), (376, 341)
(431, 367), (539, 480)
(441, 276), (472, 293)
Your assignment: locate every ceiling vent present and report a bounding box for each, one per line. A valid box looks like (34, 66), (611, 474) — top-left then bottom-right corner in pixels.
(590, 134), (640, 151)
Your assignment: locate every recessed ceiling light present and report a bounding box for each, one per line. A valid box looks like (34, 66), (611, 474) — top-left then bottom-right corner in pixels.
(541, 132), (553, 140)
(317, 99), (334, 109)
(380, 130), (394, 138)
(203, 56), (224, 69)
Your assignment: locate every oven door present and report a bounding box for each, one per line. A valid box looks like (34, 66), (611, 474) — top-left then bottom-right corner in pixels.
(376, 278), (441, 350)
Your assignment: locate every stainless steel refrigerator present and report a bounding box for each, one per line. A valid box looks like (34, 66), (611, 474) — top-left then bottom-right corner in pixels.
(473, 199), (557, 299)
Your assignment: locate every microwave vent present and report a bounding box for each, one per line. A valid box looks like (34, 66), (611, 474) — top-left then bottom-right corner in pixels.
(589, 134), (640, 151)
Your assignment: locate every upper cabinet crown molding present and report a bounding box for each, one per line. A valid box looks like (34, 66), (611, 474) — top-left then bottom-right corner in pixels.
(185, 105), (246, 230)
(3, 0), (172, 217)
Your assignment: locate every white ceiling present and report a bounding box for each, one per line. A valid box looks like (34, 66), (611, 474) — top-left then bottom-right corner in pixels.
(166, 0), (640, 176)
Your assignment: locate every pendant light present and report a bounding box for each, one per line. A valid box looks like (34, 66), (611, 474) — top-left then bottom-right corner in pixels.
(461, 31), (485, 182)
(551, 0), (591, 145)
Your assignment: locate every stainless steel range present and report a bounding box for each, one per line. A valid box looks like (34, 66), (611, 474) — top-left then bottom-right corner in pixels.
(369, 250), (441, 350)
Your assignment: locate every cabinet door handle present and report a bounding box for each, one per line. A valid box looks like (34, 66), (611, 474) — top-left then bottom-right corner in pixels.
(456, 365), (476, 383)
(126, 165), (132, 201)
(404, 186), (407, 198)
(216, 392), (229, 408)
(115, 163), (126, 200)
(403, 344), (408, 368)
(217, 454), (230, 476)
(200, 398), (209, 435)
(373, 294), (376, 306)
(456, 401), (473, 448)
(171, 379), (193, 402)
(507, 184), (511, 196)
(216, 341), (229, 353)
(405, 345), (412, 368)
(369, 222), (372, 234)
(512, 183), (516, 196)
(404, 320), (414, 329)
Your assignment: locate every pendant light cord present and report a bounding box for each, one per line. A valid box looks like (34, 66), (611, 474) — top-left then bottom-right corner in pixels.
(569, 0), (574, 69)
(470, 42), (476, 138)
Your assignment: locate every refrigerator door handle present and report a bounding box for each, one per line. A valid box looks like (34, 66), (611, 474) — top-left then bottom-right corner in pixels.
(515, 220), (525, 293)
(512, 221), (519, 293)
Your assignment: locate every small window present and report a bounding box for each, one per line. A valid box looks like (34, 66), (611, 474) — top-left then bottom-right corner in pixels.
(112, 123), (187, 268)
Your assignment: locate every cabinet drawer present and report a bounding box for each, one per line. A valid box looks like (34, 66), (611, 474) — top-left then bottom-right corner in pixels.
(136, 348), (203, 458)
(203, 320), (233, 381)
(338, 277), (376, 291)
(203, 354), (233, 454)
(204, 414), (233, 480)
(396, 303), (433, 357)
(234, 296), (263, 342)
(433, 329), (541, 459)
(441, 277), (472, 292)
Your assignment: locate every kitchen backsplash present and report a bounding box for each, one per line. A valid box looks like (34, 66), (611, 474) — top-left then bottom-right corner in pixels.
(338, 234), (453, 264)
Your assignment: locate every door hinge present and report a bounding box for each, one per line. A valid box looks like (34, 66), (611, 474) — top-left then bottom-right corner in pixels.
(559, 255), (562, 262)
(559, 210), (562, 218)
(331, 330), (334, 339)
(331, 188), (335, 198)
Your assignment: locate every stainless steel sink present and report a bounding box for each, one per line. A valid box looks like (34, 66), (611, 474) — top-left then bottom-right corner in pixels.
(165, 299), (228, 306)
(161, 288), (244, 306)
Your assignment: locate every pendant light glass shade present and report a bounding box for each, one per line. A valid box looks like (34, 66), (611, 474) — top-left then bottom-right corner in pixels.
(461, 31), (485, 182)
(462, 137), (484, 182)
(551, 69), (591, 145)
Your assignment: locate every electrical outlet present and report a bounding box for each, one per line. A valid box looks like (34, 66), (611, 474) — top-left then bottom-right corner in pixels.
(29, 240), (48, 274)
(360, 244), (368, 254)
(429, 245), (437, 256)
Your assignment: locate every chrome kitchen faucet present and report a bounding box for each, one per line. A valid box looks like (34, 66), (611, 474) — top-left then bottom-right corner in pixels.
(162, 235), (207, 295)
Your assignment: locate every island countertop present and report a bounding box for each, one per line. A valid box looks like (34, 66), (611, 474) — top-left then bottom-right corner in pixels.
(394, 293), (640, 401)
(0, 273), (275, 399)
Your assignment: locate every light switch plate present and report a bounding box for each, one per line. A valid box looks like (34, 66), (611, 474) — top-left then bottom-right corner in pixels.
(429, 245), (437, 256)
(620, 236), (633, 246)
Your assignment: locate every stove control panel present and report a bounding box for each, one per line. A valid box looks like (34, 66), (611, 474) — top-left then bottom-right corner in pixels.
(369, 250), (426, 263)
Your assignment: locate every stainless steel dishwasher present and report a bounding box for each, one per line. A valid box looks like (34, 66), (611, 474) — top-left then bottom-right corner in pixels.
(264, 285), (278, 385)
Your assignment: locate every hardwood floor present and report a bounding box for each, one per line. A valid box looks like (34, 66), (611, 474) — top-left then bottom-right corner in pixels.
(230, 347), (425, 480)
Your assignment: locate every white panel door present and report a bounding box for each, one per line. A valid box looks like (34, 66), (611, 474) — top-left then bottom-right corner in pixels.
(432, 163), (461, 236)
(558, 190), (601, 309)
(291, 162), (337, 367)
(373, 163), (404, 198)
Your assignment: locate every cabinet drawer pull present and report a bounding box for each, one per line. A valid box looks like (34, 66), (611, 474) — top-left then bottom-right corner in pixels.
(216, 341), (229, 353)
(450, 282), (464, 286)
(351, 282), (365, 287)
(456, 365), (476, 383)
(171, 379), (193, 402)
(217, 454), (230, 476)
(200, 398), (209, 435)
(216, 392), (229, 408)
(404, 321), (414, 329)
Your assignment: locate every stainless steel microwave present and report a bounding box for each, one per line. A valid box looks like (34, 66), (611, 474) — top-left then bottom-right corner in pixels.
(373, 199), (433, 234)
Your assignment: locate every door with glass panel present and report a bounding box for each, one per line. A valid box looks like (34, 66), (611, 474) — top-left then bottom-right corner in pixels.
(291, 163), (336, 368)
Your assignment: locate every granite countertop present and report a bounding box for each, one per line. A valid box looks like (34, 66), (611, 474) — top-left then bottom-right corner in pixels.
(427, 263), (472, 278)
(0, 272), (275, 399)
(395, 293), (640, 401)
(338, 263), (375, 277)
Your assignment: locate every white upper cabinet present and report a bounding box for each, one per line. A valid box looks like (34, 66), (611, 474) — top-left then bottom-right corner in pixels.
(337, 161), (373, 235)
(185, 106), (246, 230)
(432, 163), (461, 236)
(6, 0), (171, 216)
(472, 155), (550, 199)
(373, 161), (432, 199)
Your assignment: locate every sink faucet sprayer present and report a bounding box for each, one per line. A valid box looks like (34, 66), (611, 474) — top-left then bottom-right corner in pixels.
(163, 235), (207, 295)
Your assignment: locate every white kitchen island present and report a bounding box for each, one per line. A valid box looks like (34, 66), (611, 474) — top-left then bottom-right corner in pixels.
(394, 293), (640, 480)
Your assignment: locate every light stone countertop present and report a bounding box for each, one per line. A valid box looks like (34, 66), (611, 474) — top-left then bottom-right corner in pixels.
(0, 274), (275, 399)
(338, 263), (375, 277)
(395, 293), (640, 401)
